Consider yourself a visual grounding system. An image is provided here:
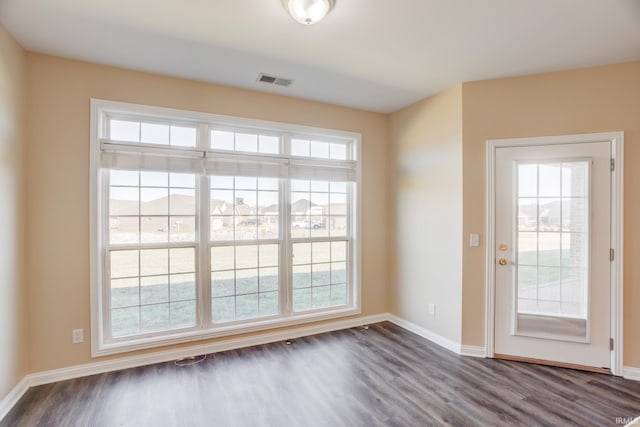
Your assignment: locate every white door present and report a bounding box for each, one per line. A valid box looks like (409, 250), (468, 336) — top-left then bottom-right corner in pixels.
(494, 140), (611, 370)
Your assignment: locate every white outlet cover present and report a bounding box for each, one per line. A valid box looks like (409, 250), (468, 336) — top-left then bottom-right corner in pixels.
(72, 329), (84, 344)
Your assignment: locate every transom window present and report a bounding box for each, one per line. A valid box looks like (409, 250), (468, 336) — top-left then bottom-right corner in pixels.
(91, 100), (360, 356)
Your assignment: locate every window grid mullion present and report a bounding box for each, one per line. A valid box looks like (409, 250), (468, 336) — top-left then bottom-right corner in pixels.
(198, 124), (212, 327)
(290, 236), (351, 244)
(347, 182), (354, 306)
(279, 132), (293, 317)
(281, 176), (292, 317)
(106, 242), (198, 251)
(209, 239), (281, 247)
(102, 169), (113, 340)
(198, 175), (212, 327)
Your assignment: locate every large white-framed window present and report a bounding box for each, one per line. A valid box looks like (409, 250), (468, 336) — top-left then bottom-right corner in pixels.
(90, 99), (361, 356)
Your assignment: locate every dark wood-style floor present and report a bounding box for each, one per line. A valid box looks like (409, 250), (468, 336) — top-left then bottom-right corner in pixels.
(3, 322), (639, 427)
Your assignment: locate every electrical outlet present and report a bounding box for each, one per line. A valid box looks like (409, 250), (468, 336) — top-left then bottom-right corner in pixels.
(428, 304), (436, 316)
(72, 329), (84, 344)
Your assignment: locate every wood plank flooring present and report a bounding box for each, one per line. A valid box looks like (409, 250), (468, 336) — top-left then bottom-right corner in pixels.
(2, 322), (639, 426)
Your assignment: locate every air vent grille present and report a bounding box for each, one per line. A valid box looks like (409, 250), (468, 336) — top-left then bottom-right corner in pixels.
(257, 73), (294, 87)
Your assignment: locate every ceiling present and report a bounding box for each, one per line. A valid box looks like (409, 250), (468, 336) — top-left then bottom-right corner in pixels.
(1, 0), (640, 113)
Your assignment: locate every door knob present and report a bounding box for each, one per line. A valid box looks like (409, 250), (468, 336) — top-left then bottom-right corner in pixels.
(498, 258), (508, 266)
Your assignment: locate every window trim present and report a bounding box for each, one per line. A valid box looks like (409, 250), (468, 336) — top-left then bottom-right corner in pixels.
(90, 99), (362, 357)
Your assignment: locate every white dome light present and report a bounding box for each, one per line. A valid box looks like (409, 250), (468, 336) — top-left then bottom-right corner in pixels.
(283, 0), (335, 25)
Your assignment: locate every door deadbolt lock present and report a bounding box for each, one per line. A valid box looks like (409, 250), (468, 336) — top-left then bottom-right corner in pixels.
(498, 258), (508, 266)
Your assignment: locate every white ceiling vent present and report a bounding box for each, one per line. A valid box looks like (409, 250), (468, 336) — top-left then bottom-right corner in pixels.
(257, 73), (295, 87)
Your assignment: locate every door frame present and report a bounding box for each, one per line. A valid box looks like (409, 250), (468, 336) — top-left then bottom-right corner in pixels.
(484, 132), (624, 376)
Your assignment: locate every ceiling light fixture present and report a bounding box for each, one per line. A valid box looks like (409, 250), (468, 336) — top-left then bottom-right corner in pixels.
(283, 0), (335, 25)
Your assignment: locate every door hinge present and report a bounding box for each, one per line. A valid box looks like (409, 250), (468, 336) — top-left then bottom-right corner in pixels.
(610, 338), (614, 351)
(610, 248), (614, 261)
(611, 158), (615, 172)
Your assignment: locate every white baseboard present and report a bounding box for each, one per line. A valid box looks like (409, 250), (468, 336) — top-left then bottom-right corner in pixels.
(1, 313), (388, 422)
(387, 314), (463, 355)
(0, 312), (514, 422)
(0, 377), (29, 421)
(461, 345), (487, 358)
(623, 366), (640, 382)
(25, 313), (388, 388)
(2, 312), (470, 421)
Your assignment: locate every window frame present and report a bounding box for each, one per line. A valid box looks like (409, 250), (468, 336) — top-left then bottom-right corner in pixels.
(90, 99), (361, 357)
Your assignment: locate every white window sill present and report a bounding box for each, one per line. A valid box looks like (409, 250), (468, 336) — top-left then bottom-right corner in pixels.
(92, 306), (360, 357)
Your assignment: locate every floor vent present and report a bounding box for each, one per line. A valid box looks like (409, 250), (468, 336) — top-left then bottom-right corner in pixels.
(257, 73), (294, 87)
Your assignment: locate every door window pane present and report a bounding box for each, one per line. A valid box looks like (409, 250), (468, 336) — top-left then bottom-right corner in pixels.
(539, 163), (561, 197)
(516, 161), (590, 324)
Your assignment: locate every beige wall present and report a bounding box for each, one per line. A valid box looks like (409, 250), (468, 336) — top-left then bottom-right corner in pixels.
(461, 61), (640, 366)
(25, 53), (389, 372)
(0, 26), (26, 399)
(389, 85), (463, 343)
(13, 46), (640, 377)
